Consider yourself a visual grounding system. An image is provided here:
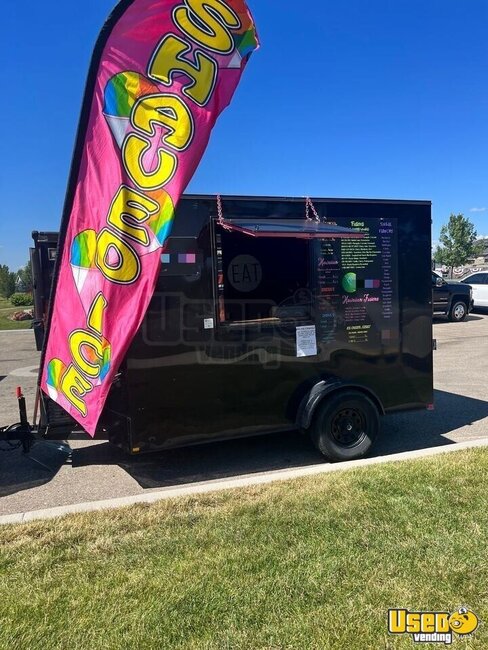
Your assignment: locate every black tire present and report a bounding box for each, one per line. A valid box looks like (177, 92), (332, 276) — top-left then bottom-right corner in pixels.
(311, 390), (380, 462)
(448, 300), (468, 322)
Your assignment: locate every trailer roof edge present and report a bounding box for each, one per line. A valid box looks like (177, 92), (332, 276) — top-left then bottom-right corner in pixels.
(181, 194), (432, 206)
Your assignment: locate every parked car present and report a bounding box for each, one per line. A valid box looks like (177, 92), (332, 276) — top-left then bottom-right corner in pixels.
(461, 272), (488, 309)
(432, 272), (473, 321)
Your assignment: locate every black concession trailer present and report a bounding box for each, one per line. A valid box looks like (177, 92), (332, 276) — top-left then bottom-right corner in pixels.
(31, 194), (434, 462)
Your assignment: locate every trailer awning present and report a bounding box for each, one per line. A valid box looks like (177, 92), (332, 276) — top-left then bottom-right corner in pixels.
(218, 218), (364, 239)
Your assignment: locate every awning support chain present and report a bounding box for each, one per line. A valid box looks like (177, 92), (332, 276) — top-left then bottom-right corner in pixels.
(305, 197), (323, 223)
(216, 194), (232, 231)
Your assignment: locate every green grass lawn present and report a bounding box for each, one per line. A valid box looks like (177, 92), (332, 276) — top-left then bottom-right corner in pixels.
(0, 297), (33, 330)
(1, 448), (488, 650)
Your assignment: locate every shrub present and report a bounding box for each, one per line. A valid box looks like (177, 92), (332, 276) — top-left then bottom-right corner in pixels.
(10, 292), (32, 307)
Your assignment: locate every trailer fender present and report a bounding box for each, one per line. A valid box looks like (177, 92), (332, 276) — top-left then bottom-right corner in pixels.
(296, 379), (385, 431)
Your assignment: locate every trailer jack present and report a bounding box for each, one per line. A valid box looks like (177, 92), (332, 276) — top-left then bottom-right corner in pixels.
(0, 387), (71, 471)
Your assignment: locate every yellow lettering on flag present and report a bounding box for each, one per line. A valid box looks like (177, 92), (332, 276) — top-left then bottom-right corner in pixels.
(149, 35), (217, 106)
(174, 0), (241, 54)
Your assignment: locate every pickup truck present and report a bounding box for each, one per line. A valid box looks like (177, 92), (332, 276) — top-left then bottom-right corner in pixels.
(432, 271), (473, 321)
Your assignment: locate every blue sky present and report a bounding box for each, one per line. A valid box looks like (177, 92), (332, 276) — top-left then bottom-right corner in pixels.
(1, 0), (487, 270)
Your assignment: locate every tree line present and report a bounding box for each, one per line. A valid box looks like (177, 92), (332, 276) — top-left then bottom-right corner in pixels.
(434, 214), (486, 267)
(0, 261), (32, 299)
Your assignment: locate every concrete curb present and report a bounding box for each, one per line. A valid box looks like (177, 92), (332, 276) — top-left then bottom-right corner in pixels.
(2, 437), (488, 526)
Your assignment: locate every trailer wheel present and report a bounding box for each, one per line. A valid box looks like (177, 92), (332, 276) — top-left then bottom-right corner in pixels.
(448, 300), (468, 322)
(311, 390), (380, 462)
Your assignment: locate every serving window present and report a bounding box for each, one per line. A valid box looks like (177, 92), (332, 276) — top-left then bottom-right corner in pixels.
(215, 225), (313, 326)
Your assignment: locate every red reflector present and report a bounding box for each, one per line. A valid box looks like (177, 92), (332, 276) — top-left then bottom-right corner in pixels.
(16, 387), (23, 399)
(427, 403), (435, 411)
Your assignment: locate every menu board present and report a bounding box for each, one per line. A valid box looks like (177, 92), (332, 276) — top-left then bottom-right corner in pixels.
(314, 217), (398, 351)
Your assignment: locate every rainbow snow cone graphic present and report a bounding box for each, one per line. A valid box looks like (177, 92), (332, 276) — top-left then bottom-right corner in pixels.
(85, 337), (112, 386)
(144, 189), (175, 248)
(46, 358), (67, 401)
(70, 230), (98, 294)
(225, 19), (259, 67)
(103, 72), (159, 147)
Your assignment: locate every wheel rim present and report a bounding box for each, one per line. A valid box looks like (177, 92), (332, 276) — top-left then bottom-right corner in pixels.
(330, 407), (367, 447)
(454, 304), (465, 320)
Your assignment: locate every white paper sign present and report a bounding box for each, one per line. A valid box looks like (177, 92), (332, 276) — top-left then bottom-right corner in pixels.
(204, 318), (214, 330)
(296, 325), (318, 357)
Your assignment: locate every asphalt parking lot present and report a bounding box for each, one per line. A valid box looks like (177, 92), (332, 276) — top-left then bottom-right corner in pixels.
(1, 313), (488, 517)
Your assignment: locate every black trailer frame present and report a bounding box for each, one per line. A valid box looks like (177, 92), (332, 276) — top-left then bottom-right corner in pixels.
(32, 194), (433, 462)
